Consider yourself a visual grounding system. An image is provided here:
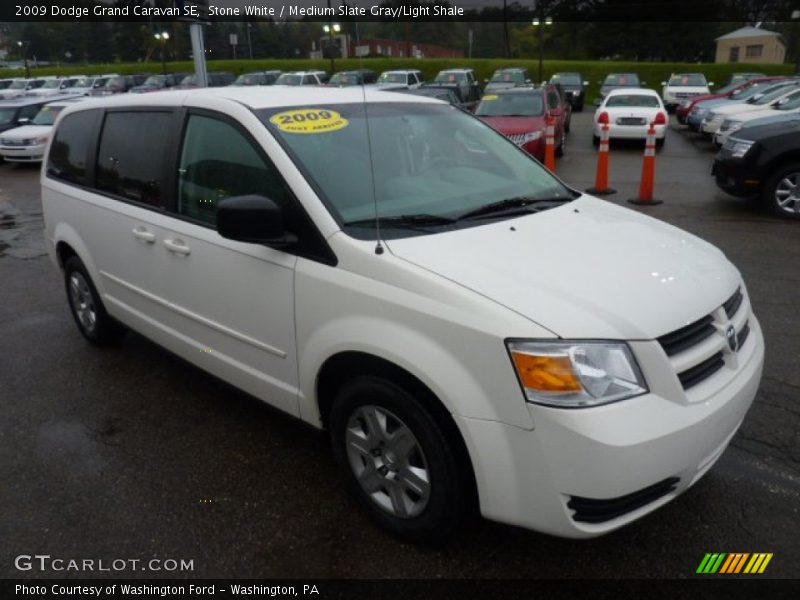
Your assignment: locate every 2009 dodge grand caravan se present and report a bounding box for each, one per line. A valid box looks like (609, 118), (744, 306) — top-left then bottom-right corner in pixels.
(42, 87), (764, 542)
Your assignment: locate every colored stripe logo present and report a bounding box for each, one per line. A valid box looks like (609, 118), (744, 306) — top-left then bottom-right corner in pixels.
(696, 553), (773, 574)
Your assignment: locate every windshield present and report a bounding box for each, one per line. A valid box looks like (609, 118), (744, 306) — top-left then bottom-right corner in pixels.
(233, 73), (262, 85)
(379, 73), (407, 84)
(142, 75), (165, 86)
(551, 73), (581, 85)
(753, 84), (800, 105)
(603, 74), (639, 86)
(73, 77), (94, 88)
(715, 82), (740, 95)
(105, 76), (125, 88)
(0, 108), (16, 125)
(32, 105), (63, 126)
(475, 93), (544, 116)
(606, 94), (660, 107)
(276, 74), (302, 85)
(28, 80), (46, 89)
(435, 72), (466, 83)
(775, 90), (800, 111)
(42, 80), (62, 89)
(668, 74), (707, 86)
(491, 71), (525, 84)
(9, 80), (27, 90)
(260, 103), (571, 238)
(0, 81), (11, 90)
(330, 73), (360, 86)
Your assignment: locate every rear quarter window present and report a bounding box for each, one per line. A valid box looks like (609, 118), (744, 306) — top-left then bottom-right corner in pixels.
(46, 109), (98, 186)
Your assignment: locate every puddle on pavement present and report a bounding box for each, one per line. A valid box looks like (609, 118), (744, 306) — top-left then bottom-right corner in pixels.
(0, 198), (45, 259)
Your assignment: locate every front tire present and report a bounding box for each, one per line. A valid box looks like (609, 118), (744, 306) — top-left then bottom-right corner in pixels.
(329, 376), (469, 543)
(761, 163), (800, 219)
(64, 256), (126, 345)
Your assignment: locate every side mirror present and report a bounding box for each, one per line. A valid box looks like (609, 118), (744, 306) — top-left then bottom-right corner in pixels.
(17, 118), (30, 125)
(217, 195), (292, 245)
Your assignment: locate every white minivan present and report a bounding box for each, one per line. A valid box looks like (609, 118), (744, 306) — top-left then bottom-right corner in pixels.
(42, 87), (764, 542)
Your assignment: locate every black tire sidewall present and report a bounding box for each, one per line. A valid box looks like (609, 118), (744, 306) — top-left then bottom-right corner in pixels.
(64, 256), (124, 345)
(762, 163), (800, 220)
(329, 376), (466, 543)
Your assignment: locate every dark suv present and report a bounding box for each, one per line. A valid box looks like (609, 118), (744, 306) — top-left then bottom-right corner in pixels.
(550, 72), (587, 111)
(91, 74), (151, 96)
(712, 117), (800, 219)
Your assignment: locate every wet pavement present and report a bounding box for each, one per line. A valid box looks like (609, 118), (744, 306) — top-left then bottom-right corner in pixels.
(1, 114), (798, 579)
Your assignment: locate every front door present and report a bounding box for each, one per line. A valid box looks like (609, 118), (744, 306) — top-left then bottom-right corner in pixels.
(158, 112), (299, 415)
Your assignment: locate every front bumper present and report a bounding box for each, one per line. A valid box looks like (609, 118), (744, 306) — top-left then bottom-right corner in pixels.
(712, 156), (760, 197)
(0, 143), (47, 162)
(455, 318), (764, 538)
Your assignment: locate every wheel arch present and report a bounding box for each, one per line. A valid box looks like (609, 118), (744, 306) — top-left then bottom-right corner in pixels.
(315, 350), (478, 502)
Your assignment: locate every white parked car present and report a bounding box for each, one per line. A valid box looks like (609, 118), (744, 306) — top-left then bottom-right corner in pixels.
(0, 78), (31, 100)
(0, 98), (84, 162)
(714, 88), (800, 147)
(41, 87), (763, 542)
(701, 80), (800, 135)
(661, 73), (712, 113)
(593, 88), (668, 147)
(26, 77), (68, 97)
(274, 71), (328, 86)
(376, 70), (424, 90)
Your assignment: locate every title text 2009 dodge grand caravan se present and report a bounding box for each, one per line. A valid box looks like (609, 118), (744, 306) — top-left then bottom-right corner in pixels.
(42, 87), (763, 542)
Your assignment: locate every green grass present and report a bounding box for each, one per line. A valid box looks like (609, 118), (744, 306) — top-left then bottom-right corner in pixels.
(2, 58), (793, 100)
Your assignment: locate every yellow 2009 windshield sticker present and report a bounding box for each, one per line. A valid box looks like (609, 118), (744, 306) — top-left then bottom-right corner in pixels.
(482, 94), (499, 101)
(270, 109), (348, 134)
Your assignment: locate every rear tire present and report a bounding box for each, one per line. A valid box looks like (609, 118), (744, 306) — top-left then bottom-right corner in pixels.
(64, 256), (126, 345)
(329, 376), (469, 543)
(760, 163), (800, 220)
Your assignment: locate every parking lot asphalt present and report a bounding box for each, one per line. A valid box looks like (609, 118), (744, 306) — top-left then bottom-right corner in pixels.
(1, 111), (798, 580)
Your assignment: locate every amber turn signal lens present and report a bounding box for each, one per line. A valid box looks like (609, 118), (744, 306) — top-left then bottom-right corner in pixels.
(511, 351), (583, 393)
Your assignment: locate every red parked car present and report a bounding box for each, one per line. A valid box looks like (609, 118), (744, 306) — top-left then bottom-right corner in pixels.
(475, 85), (569, 161)
(676, 76), (790, 124)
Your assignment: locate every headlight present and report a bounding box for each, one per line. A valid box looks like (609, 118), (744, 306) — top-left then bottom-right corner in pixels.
(34, 136), (49, 145)
(506, 340), (648, 408)
(722, 120), (742, 134)
(724, 137), (755, 158)
(510, 131), (543, 146)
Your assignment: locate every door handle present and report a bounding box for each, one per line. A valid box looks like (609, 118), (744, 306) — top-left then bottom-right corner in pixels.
(132, 226), (155, 244)
(164, 238), (191, 256)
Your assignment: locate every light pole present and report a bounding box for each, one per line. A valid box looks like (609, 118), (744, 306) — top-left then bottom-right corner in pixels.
(17, 41), (30, 78)
(793, 10), (800, 74)
(322, 22), (341, 74)
(531, 15), (553, 83)
(154, 32), (169, 75)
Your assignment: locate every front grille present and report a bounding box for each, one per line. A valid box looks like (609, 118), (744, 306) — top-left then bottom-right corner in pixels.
(723, 287), (743, 319)
(567, 477), (680, 523)
(678, 352), (725, 389)
(657, 315), (715, 357)
(658, 286), (752, 392)
(737, 320), (750, 348)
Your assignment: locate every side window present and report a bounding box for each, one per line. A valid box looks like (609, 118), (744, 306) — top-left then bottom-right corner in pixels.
(19, 104), (42, 120)
(47, 109), (97, 185)
(95, 111), (172, 207)
(176, 114), (290, 227)
(303, 75), (314, 85)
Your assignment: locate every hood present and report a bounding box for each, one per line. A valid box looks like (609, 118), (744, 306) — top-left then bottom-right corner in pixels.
(478, 115), (545, 135)
(688, 93), (722, 105)
(384, 196), (739, 339)
(0, 125), (52, 140)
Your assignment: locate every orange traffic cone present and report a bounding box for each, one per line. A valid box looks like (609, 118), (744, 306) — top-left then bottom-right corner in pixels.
(544, 115), (556, 172)
(586, 122), (616, 195)
(628, 122), (663, 205)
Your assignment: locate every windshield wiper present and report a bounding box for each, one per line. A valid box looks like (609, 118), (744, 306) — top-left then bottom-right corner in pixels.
(457, 196), (569, 220)
(344, 213), (458, 228)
